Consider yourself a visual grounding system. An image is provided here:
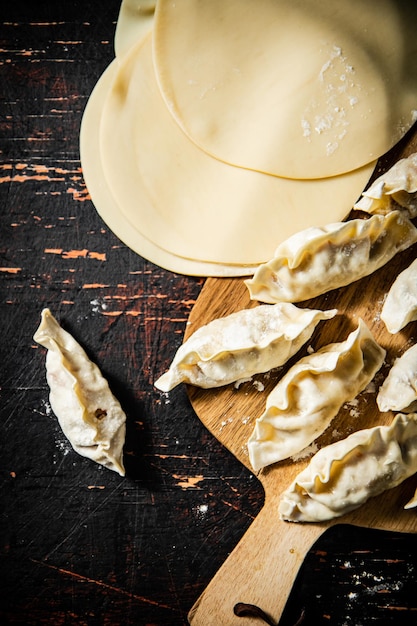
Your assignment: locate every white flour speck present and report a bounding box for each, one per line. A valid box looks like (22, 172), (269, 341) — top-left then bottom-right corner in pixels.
(301, 117), (311, 138)
(160, 392), (171, 405)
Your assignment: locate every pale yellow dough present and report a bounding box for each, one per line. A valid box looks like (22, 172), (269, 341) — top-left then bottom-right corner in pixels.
(380, 258), (417, 334)
(80, 60), (257, 276)
(99, 35), (375, 267)
(84, 1), (229, 276)
(355, 152), (417, 217)
(114, 0), (155, 58)
(248, 320), (385, 470)
(154, 0), (417, 179)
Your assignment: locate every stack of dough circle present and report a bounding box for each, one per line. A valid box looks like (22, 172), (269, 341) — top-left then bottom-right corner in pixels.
(80, 0), (417, 276)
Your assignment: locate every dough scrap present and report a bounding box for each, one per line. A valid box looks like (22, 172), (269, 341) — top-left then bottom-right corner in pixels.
(34, 309), (126, 476)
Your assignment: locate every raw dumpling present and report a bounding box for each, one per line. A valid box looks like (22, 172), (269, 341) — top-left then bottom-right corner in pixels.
(245, 211), (417, 303)
(354, 152), (417, 218)
(377, 343), (417, 413)
(248, 320), (385, 471)
(154, 303), (337, 391)
(279, 413), (417, 522)
(34, 309), (126, 476)
(381, 258), (417, 334)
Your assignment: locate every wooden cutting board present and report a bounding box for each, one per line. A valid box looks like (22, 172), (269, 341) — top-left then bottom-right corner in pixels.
(186, 137), (417, 625)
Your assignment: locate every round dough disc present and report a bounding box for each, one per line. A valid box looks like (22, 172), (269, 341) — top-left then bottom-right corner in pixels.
(153, 0), (417, 179)
(80, 61), (258, 276)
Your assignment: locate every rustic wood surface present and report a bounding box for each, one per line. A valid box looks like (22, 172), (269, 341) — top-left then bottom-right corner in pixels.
(0, 2), (416, 625)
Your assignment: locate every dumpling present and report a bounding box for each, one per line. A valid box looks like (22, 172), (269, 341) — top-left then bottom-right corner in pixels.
(247, 320), (385, 471)
(114, 0), (155, 58)
(154, 303), (337, 391)
(380, 258), (417, 334)
(377, 343), (417, 413)
(354, 152), (417, 218)
(245, 211), (417, 303)
(279, 413), (417, 522)
(34, 308), (126, 476)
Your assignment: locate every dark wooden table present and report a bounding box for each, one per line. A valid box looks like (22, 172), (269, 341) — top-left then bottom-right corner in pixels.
(1, 2), (416, 625)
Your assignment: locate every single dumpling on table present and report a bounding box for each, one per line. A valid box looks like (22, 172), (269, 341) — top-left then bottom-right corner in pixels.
(279, 413), (417, 522)
(245, 211), (417, 304)
(34, 308), (126, 476)
(155, 303), (337, 391)
(247, 320), (385, 471)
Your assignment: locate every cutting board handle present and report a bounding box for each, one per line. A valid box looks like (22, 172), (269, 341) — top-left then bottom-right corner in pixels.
(188, 493), (329, 625)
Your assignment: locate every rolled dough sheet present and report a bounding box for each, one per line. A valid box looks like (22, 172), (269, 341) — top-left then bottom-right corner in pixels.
(114, 0), (155, 58)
